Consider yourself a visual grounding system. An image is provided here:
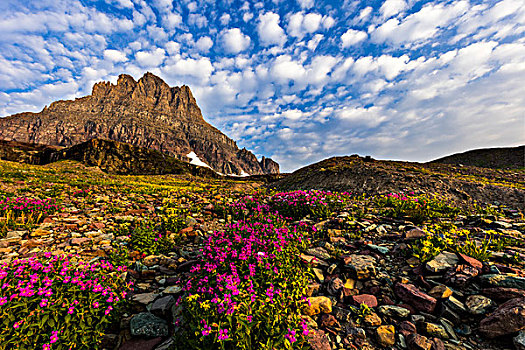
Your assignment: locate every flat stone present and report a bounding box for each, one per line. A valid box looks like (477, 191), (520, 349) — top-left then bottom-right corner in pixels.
(344, 254), (377, 280)
(465, 295), (494, 315)
(306, 247), (332, 261)
(443, 296), (466, 314)
(367, 244), (390, 255)
(300, 254), (329, 267)
(378, 305), (411, 318)
(163, 285), (183, 295)
(132, 292), (159, 305)
(376, 325), (396, 347)
(352, 294), (378, 308)
(426, 252), (458, 273)
(130, 312), (168, 337)
(303, 296), (332, 316)
(308, 329), (331, 350)
(479, 274), (525, 290)
(457, 253), (482, 269)
(363, 312), (382, 326)
(395, 283), (437, 313)
(480, 297), (525, 338)
(422, 322), (449, 339)
(150, 295), (175, 317)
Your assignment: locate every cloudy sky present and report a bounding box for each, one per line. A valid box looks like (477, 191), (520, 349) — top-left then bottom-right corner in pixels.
(1, 0), (524, 172)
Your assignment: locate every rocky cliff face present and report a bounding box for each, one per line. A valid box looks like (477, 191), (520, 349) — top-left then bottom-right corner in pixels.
(0, 73), (279, 175)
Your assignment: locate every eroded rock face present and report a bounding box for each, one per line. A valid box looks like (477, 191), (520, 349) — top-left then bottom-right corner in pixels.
(0, 72), (279, 175)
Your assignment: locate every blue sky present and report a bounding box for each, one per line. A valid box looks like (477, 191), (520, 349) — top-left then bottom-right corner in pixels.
(0, 0), (524, 172)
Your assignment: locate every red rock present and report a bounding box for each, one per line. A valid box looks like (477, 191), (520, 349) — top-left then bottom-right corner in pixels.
(395, 283), (437, 313)
(351, 294), (378, 308)
(482, 288), (525, 301)
(43, 217), (54, 224)
(308, 329), (331, 350)
(458, 253), (482, 269)
(65, 223), (78, 230)
(399, 321), (417, 337)
(93, 222), (106, 229)
(406, 333), (432, 350)
(479, 297), (525, 338)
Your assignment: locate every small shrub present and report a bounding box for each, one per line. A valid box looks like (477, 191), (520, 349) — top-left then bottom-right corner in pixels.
(0, 197), (60, 237)
(268, 190), (352, 221)
(376, 192), (460, 225)
(0, 254), (130, 349)
(129, 220), (174, 255)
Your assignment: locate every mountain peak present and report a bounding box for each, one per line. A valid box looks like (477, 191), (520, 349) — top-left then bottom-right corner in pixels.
(0, 72), (280, 175)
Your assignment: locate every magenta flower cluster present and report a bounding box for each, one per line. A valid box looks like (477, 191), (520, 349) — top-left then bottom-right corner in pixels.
(0, 197), (60, 214)
(180, 193), (316, 348)
(0, 253), (130, 349)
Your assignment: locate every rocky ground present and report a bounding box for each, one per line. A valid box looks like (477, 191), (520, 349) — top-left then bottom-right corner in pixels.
(0, 159), (523, 350)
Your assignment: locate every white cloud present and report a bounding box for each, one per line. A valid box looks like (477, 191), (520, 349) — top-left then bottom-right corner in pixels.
(372, 1), (469, 45)
(164, 57), (214, 81)
(196, 36), (213, 53)
(271, 55), (306, 83)
(287, 12), (323, 38)
(358, 7), (373, 21)
(165, 41), (180, 55)
(220, 13), (231, 26)
(341, 29), (367, 47)
(307, 34), (324, 51)
(297, 0), (313, 9)
(380, 0), (408, 18)
(322, 16), (335, 29)
(163, 12), (182, 29)
(135, 48), (166, 67)
(221, 28), (251, 54)
(103, 49), (127, 62)
(257, 12), (287, 47)
(243, 12), (254, 22)
(188, 13), (208, 28)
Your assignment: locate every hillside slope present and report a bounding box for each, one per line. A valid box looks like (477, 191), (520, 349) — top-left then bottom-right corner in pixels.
(431, 146), (524, 169)
(270, 155), (525, 209)
(0, 139), (217, 177)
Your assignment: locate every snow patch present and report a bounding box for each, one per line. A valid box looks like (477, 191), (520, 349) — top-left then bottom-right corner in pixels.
(187, 151), (212, 169)
(228, 168), (250, 177)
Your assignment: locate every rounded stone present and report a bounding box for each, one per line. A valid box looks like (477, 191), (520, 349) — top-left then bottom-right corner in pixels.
(465, 295), (494, 315)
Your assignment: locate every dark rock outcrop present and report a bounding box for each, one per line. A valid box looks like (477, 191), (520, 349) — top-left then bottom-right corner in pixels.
(0, 72), (279, 175)
(0, 138), (218, 177)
